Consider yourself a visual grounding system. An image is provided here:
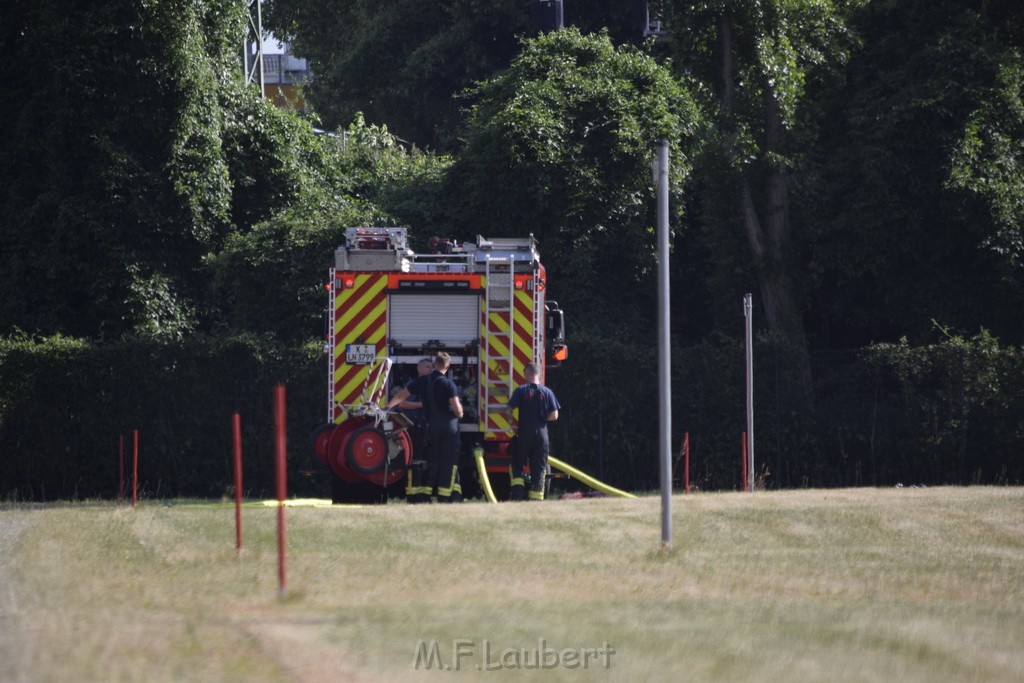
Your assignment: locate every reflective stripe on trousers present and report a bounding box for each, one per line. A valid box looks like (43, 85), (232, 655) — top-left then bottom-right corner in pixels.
(437, 465), (462, 498)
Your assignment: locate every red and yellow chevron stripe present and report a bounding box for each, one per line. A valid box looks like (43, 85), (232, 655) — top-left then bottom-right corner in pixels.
(480, 278), (537, 437)
(512, 287), (536, 372)
(332, 273), (388, 423)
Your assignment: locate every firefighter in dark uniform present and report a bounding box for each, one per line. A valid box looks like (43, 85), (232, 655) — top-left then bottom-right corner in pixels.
(396, 358), (433, 503)
(387, 352), (464, 503)
(507, 362), (561, 501)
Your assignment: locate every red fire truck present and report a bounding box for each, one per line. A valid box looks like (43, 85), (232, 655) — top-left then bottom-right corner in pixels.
(312, 227), (567, 503)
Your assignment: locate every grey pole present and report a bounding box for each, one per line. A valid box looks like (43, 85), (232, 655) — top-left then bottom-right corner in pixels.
(244, 0), (265, 95)
(656, 140), (672, 546)
(744, 293), (755, 491)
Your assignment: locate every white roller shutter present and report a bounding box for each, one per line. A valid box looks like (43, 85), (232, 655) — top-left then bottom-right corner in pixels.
(389, 294), (479, 346)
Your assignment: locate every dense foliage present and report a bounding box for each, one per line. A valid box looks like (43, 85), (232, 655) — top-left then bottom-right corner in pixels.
(1, 0), (244, 339)
(442, 29), (700, 332)
(799, 0), (1024, 347)
(2, 1), (1024, 499)
(265, 0), (644, 148)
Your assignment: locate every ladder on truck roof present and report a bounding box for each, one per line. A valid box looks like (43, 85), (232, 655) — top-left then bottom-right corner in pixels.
(482, 254), (516, 432)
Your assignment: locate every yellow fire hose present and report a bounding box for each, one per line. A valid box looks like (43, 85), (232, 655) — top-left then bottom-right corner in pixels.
(548, 456), (637, 499)
(473, 448), (636, 502)
(472, 447), (500, 503)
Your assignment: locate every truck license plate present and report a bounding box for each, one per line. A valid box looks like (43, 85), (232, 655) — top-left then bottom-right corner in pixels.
(345, 344), (376, 364)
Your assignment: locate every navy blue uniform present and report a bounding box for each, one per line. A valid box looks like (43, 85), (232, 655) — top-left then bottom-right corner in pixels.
(406, 370), (462, 502)
(508, 382), (561, 500)
(401, 378), (429, 501)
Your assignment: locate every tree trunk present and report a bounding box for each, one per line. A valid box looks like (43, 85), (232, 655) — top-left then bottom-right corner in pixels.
(718, 12), (814, 405)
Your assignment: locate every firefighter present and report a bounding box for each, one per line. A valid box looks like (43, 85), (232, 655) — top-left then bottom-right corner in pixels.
(387, 352), (464, 503)
(507, 363), (561, 501)
(396, 358), (433, 503)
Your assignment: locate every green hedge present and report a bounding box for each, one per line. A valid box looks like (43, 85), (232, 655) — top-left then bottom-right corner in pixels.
(548, 331), (1024, 491)
(0, 335), (328, 501)
(2, 331), (1022, 501)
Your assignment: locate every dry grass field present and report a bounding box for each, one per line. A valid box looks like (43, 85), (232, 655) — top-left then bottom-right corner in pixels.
(1, 487), (1022, 682)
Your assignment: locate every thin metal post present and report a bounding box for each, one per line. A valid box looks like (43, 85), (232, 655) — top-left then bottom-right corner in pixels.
(741, 432), (748, 491)
(683, 432), (690, 494)
(274, 385), (288, 598)
(118, 434), (125, 503)
(744, 293), (755, 491)
(655, 140), (672, 547)
(597, 374), (604, 479)
(132, 429), (139, 507)
(244, 0), (265, 95)
(233, 412), (244, 554)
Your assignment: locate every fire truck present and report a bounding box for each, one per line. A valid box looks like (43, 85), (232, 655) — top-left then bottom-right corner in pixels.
(312, 227), (567, 503)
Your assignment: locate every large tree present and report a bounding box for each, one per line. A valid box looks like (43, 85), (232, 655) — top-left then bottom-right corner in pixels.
(800, 0), (1024, 346)
(0, 0), (247, 338)
(0, 0), (366, 340)
(442, 29), (700, 334)
(265, 0), (645, 149)
(657, 0), (866, 396)
(206, 115), (451, 341)
(948, 12), (1024, 272)
(659, 0), (868, 358)
(265, 0), (528, 148)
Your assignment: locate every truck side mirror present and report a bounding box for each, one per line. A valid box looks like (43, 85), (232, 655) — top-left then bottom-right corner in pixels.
(545, 301), (567, 367)
(545, 301), (565, 342)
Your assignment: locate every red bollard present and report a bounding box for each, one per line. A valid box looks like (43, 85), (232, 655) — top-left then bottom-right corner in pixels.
(683, 432), (690, 494)
(233, 412), (244, 554)
(132, 430), (139, 506)
(741, 432), (748, 492)
(274, 384), (288, 598)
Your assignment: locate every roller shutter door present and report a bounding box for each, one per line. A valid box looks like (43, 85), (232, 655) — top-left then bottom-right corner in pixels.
(389, 294), (479, 346)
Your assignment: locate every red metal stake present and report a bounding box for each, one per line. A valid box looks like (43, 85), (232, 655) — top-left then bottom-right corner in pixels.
(274, 385), (288, 598)
(683, 432), (690, 494)
(741, 432), (748, 492)
(132, 429), (139, 506)
(118, 434), (125, 504)
(233, 412), (244, 554)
